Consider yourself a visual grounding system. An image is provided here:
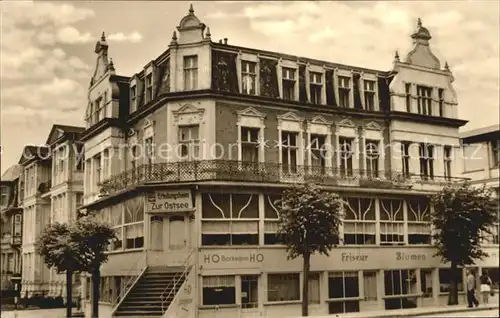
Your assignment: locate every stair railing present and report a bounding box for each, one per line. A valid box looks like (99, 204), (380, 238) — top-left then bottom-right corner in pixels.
(111, 253), (147, 312)
(160, 248), (197, 313)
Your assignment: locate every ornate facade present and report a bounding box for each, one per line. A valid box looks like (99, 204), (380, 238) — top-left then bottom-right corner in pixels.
(78, 6), (498, 318)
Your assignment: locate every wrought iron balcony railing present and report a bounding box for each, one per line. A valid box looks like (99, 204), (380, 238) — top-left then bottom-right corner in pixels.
(97, 160), (468, 196)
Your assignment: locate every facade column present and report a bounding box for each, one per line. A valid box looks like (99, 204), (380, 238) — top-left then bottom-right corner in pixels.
(374, 197), (381, 246)
(361, 128), (367, 175)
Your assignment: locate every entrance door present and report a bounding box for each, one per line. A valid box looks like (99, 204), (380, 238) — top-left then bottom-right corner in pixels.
(169, 215), (186, 251)
(241, 275), (259, 317)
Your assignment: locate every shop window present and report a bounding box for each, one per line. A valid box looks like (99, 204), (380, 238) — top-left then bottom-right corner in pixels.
(268, 273), (300, 302)
(343, 198), (376, 245)
(201, 193), (259, 246)
(384, 269), (418, 310)
(264, 195), (282, 245)
(241, 275), (259, 309)
(407, 198), (431, 245)
(420, 269), (433, 298)
(202, 276), (236, 306)
(379, 199), (404, 245)
(328, 271), (360, 314)
(439, 268), (464, 293)
(363, 271), (377, 301)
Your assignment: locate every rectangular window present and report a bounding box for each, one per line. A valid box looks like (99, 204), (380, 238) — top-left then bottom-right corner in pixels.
(364, 80), (376, 111)
(94, 155), (101, 185)
(76, 193), (84, 209)
(241, 275), (259, 308)
(146, 73), (153, 102)
(328, 271), (360, 314)
(241, 61), (257, 95)
(241, 127), (260, 163)
(310, 134), (326, 172)
(281, 131), (299, 174)
(203, 276), (236, 305)
(420, 269), (433, 298)
(145, 137), (154, 165)
(183, 55), (198, 90)
(282, 67), (296, 101)
(417, 85), (432, 115)
(343, 198), (376, 245)
(379, 199), (404, 245)
(365, 140), (379, 178)
(407, 198), (432, 244)
(384, 269), (418, 310)
(0, 187), (8, 208)
(419, 143), (434, 180)
(179, 125), (200, 161)
(401, 142), (411, 178)
(444, 146), (452, 180)
(268, 273), (300, 302)
(491, 140), (500, 167)
(405, 83), (411, 112)
(438, 88), (444, 117)
(309, 72), (322, 105)
(339, 76), (351, 107)
(75, 144), (84, 171)
(14, 214), (22, 236)
(123, 198), (144, 249)
(130, 86), (137, 111)
(339, 137), (354, 177)
(363, 271), (377, 301)
(439, 268), (464, 293)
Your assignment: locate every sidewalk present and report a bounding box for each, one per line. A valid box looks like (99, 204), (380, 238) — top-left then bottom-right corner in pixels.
(336, 304), (499, 318)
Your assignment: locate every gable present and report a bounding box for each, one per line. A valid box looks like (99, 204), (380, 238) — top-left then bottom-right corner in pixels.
(277, 111), (303, 122)
(237, 107), (266, 119)
(310, 115), (332, 126)
(365, 121), (382, 131)
(337, 118), (356, 128)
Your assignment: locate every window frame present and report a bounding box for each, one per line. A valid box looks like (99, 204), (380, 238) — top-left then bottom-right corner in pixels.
(338, 137), (354, 177)
(417, 85), (433, 116)
(338, 76), (351, 108)
(178, 125), (200, 161)
(282, 67), (297, 101)
(241, 61), (257, 95)
(363, 80), (376, 111)
(183, 55), (198, 91)
(281, 131), (300, 174)
(309, 71), (323, 105)
(419, 143), (434, 180)
(267, 273), (300, 302)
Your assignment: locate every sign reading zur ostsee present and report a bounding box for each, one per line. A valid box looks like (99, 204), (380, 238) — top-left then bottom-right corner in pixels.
(146, 190), (192, 213)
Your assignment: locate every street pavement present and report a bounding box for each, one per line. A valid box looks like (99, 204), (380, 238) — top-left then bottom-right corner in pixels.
(0, 309), (67, 318)
(420, 308), (499, 317)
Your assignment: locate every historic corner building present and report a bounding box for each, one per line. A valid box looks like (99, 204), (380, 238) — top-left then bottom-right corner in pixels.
(79, 6), (498, 318)
(17, 125), (85, 299)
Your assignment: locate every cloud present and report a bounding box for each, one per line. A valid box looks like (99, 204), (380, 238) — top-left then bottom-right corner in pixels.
(56, 26), (94, 44)
(107, 31), (143, 43)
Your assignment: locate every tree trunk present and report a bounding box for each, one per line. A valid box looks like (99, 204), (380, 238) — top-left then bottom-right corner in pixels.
(448, 262), (459, 305)
(91, 268), (100, 318)
(302, 253), (310, 317)
(66, 270), (73, 318)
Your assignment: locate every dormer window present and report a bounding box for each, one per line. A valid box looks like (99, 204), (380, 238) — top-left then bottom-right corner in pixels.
(363, 80), (375, 111)
(417, 85), (432, 116)
(338, 76), (350, 107)
(146, 74), (153, 102)
(241, 61), (257, 95)
(309, 72), (322, 105)
(282, 67), (296, 101)
(131, 85), (137, 111)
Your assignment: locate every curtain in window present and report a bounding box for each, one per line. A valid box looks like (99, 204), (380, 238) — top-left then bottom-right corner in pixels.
(211, 50), (238, 93)
(259, 58), (279, 98)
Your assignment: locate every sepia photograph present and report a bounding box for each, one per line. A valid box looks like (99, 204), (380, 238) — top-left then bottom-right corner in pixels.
(0, 1), (499, 317)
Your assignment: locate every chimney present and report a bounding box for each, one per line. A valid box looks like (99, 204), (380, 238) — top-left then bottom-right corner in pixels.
(219, 39), (222, 44)
(223, 38), (228, 45)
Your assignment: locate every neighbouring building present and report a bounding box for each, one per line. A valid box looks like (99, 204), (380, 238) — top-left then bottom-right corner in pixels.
(18, 125), (85, 300)
(79, 6), (498, 318)
(0, 165), (23, 293)
(461, 124), (500, 255)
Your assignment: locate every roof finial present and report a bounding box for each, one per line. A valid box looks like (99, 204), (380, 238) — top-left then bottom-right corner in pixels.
(189, 3), (194, 14)
(394, 50), (400, 62)
(108, 58), (115, 71)
(417, 18), (422, 27)
(101, 31), (106, 41)
(444, 61), (450, 71)
(206, 27), (211, 38)
(172, 31), (177, 41)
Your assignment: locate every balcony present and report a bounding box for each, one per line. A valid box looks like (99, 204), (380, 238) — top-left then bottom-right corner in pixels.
(98, 161), (469, 196)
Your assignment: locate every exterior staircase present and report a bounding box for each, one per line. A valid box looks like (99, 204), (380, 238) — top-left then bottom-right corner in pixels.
(113, 267), (186, 317)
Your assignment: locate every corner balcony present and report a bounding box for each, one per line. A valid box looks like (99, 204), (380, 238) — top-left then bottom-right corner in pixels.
(98, 161), (468, 196)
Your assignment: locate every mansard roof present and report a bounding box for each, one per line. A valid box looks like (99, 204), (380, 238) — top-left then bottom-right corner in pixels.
(1, 164), (21, 182)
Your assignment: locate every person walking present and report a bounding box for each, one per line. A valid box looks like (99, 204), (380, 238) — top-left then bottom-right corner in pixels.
(479, 270), (493, 304)
(467, 269), (480, 308)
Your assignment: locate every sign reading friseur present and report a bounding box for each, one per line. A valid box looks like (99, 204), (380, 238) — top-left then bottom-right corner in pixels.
(146, 190), (193, 213)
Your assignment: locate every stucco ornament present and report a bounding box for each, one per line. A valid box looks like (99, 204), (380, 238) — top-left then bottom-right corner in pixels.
(405, 18), (441, 70)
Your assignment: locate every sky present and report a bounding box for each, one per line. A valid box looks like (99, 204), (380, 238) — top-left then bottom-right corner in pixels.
(1, 0), (499, 174)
